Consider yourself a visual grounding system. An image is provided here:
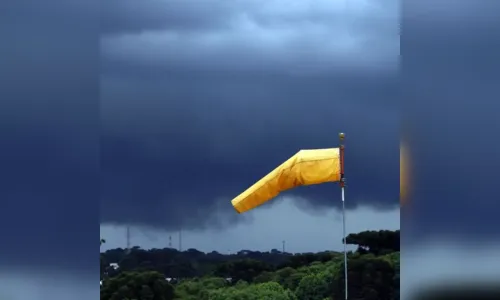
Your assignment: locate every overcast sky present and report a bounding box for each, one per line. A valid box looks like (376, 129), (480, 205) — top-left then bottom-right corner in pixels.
(1, 0), (500, 299)
(99, 0), (400, 252)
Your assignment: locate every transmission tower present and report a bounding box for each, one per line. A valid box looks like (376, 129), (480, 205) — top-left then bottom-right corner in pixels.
(178, 228), (182, 251)
(126, 226), (131, 250)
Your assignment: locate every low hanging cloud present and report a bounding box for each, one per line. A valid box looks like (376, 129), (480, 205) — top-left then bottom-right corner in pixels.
(99, 0), (400, 231)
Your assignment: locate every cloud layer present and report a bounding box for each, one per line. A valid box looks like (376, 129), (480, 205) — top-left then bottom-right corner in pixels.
(100, 0), (400, 230)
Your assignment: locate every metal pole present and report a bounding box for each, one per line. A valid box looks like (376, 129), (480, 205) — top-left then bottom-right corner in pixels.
(179, 228), (182, 252)
(339, 132), (348, 300)
(126, 226), (131, 250)
(342, 185), (347, 300)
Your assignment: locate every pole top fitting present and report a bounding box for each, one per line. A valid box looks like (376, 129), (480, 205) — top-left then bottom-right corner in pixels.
(339, 132), (345, 141)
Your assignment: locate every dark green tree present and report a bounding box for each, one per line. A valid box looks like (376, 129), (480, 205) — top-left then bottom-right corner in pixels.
(345, 230), (400, 255)
(99, 230), (400, 299)
(333, 256), (395, 300)
(209, 281), (297, 300)
(213, 259), (273, 282)
(100, 271), (175, 300)
(295, 271), (331, 300)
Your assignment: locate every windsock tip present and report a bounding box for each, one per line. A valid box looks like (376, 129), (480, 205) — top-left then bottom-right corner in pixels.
(233, 206), (242, 214)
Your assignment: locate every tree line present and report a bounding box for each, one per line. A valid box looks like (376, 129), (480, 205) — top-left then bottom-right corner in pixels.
(100, 229), (400, 300)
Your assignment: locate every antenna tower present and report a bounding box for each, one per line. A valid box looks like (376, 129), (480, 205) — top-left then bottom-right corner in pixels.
(126, 226), (131, 250)
(179, 228), (182, 252)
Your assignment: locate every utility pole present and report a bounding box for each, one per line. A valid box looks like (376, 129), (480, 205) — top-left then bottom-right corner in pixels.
(282, 240), (286, 253)
(169, 235), (172, 248)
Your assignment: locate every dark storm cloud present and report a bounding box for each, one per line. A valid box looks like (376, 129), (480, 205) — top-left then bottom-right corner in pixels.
(402, 0), (500, 239)
(100, 0), (400, 230)
(102, 0), (397, 35)
(1, 0), (99, 271)
(102, 0), (236, 34)
(100, 72), (400, 229)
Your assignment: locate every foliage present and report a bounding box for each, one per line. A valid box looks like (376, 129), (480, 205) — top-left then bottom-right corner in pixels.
(294, 271), (331, 300)
(100, 271), (175, 300)
(100, 229), (400, 300)
(345, 229), (400, 255)
(209, 281), (297, 300)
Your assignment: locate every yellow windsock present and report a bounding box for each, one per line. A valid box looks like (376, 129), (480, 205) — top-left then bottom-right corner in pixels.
(231, 148), (341, 214)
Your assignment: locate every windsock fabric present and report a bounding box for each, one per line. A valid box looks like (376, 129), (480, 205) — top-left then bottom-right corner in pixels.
(231, 148), (341, 214)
